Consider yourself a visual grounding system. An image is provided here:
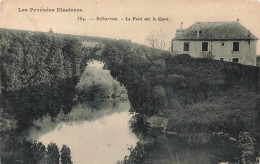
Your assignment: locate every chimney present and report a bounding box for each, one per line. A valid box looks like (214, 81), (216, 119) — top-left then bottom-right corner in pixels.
(197, 31), (200, 38)
(175, 22), (183, 37)
(197, 22), (201, 38)
(248, 30), (251, 37)
(176, 29), (182, 37)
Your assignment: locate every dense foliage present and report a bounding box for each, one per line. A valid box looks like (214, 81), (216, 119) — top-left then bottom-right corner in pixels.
(101, 40), (259, 126)
(60, 145), (72, 164)
(0, 29), (94, 127)
(75, 66), (127, 101)
(46, 143), (60, 164)
(1, 133), (72, 164)
(101, 41), (165, 117)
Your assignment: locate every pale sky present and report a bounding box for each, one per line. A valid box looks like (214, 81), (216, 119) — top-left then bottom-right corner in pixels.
(0, 0), (260, 53)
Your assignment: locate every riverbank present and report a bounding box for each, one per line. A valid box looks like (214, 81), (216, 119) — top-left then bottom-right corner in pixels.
(120, 106), (260, 164)
(120, 121), (259, 164)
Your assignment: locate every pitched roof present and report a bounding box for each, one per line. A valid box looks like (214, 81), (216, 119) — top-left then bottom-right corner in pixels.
(174, 21), (258, 40)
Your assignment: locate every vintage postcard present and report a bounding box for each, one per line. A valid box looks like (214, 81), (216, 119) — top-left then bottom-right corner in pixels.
(0, 0), (260, 164)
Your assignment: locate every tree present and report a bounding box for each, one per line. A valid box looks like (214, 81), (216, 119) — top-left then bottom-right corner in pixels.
(46, 142), (60, 164)
(145, 30), (170, 50)
(60, 145), (72, 164)
(31, 141), (46, 164)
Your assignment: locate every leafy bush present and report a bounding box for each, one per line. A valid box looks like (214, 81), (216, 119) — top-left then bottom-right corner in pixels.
(75, 66), (127, 101)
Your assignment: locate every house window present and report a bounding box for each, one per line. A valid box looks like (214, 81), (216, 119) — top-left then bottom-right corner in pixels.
(221, 42), (225, 47)
(232, 57), (240, 63)
(233, 42), (239, 51)
(220, 58), (224, 61)
(183, 42), (190, 51)
(202, 42), (208, 51)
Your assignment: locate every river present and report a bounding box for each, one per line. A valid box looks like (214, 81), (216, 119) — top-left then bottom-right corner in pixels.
(26, 100), (138, 164)
(25, 61), (139, 164)
(0, 60), (253, 164)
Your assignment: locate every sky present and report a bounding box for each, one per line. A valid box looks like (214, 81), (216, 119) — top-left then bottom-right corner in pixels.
(0, 0), (260, 53)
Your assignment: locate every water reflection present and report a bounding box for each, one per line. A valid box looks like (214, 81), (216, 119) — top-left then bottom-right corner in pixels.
(29, 101), (138, 164)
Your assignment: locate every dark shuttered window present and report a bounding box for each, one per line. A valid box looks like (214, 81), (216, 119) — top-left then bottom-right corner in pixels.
(183, 42), (190, 51)
(202, 42), (208, 51)
(233, 42), (239, 51)
(232, 58), (240, 63)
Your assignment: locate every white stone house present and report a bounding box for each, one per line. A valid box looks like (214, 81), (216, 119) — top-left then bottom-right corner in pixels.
(171, 21), (258, 66)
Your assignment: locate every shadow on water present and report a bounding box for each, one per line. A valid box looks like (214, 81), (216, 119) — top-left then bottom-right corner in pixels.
(27, 99), (131, 141)
(119, 124), (242, 164)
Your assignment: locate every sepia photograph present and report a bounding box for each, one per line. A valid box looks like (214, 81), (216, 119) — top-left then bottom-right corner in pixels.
(0, 0), (260, 163)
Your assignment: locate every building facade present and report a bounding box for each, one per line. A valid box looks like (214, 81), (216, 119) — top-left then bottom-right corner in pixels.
(171, 21), (258, 66)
